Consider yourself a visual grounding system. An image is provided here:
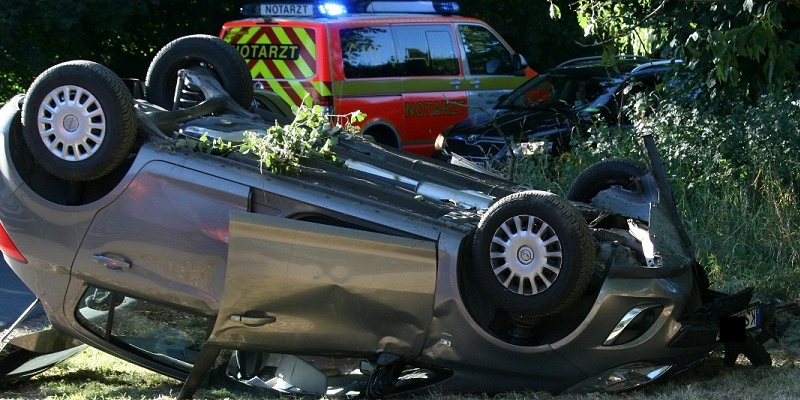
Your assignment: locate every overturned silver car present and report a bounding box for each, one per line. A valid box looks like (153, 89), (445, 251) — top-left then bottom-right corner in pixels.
(0, 35), (774, 398)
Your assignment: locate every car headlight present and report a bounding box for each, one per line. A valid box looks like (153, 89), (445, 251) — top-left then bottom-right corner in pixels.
(433, 133), (446, 151)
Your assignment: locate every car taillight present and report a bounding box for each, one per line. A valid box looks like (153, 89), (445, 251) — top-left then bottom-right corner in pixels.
(0, 221), (27, 263)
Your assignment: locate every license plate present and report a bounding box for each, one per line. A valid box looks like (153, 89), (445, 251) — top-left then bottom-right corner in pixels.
(740, 306), (761, 329)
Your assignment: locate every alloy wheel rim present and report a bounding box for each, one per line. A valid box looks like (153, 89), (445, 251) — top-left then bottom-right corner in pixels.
(489, 214), (563, 295)
(37, 85), (106, 161)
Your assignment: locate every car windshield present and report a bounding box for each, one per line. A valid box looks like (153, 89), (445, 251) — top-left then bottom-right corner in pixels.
(497, 72), (623, 112)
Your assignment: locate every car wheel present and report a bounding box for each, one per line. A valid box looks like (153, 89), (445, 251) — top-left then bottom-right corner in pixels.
(145, 34), (253, 110)
(21, 61), (138, 182)
(566, 158), (649, 203)
(471, 190), (595, 316)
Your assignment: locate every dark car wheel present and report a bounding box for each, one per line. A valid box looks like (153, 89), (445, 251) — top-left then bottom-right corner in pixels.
(471, 190), (595, 317)
(145, 34), (253, 110)
(22, 61), (138, 182)
(566, 158), (649, 203)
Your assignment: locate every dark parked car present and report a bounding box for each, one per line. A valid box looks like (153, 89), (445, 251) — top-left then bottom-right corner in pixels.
(434, 56), (681, 167)
(0, 34), (774, 399)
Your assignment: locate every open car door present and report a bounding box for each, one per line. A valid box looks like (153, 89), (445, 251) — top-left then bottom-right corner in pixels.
(209, 210), (438, 358)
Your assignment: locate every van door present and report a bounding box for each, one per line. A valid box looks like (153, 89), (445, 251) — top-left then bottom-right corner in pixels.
(457, 24), (532, 115)
(209, 211), (437, 358)
(392, 25), (468, 155)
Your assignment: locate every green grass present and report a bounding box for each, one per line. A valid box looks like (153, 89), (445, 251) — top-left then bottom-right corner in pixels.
(2, 312), (799, 400)
(677, 178), (800, 302)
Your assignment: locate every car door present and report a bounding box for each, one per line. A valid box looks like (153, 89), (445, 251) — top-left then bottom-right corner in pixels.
(207, 210), (437, 359)
(457, 23), (531, 115)
(68, 161), (250, 316)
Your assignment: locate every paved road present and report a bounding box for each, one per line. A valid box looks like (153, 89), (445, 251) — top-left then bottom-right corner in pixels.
(0, 258), (37, 330)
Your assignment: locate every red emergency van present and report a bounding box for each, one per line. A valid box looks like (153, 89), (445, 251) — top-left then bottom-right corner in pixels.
(220, 1), (536, 155)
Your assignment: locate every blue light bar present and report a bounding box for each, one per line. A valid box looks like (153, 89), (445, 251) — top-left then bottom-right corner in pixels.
(318, 1), (348, 16)
(433, 1), (460, 14)
(366, 1), (460, 14)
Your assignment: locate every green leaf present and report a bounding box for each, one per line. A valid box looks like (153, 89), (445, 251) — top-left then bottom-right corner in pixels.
(549, 3), (561, 19)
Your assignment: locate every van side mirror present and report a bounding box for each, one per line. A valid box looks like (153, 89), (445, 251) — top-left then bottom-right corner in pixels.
(513, 53), (528, 76)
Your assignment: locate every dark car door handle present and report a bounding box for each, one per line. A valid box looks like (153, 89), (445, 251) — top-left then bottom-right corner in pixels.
(231, 312), (277, 327)
(91, 253), (131, 271)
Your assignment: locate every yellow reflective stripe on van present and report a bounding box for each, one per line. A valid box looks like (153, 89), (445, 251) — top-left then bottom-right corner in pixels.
(259, 79), (302, 105)
(228, 26), (317, 80)
(224, 25), (325, 108)
(255, 78), (331, 107)
(224, 26), (257, 42)
(310, 80), (332, 97)
(272, 27), (316, 78)
(289, 80), (313, 105)
(335, 79), (404, 96)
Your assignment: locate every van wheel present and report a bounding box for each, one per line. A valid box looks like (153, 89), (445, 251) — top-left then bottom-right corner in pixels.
(471, 191), (595, 317)
(145, 34), (253, 110)
(363, 127), (399, 148)
(22, 61), (137, 182)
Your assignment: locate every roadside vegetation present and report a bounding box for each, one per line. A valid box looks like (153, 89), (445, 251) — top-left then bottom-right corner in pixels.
(515, 86), (800, 305)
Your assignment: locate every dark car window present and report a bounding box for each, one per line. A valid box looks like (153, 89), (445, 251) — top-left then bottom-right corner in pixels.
(76, 286), (213, 371)
(458, 24), (513, 75)
(341, 25), (459, 78)
(500, 73), (624, 112)
(341, 27), (399, 78)
(393, 25), (459, 76)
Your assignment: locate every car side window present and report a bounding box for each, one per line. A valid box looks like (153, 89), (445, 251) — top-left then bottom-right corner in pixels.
(341, 27), (399, 78)
(457, 24), (513, 75)
(76, 286), (213, 371)
(393, 25), (459, 76)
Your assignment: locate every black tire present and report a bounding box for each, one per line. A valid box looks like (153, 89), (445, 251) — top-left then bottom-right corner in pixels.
(566, 158), (649, 203)
(145, 34), (253, 110)
(21, 61), (137, 182)
(471, 190), (595, 316)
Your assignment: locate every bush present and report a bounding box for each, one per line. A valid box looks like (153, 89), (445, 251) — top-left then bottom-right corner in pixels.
(512, 87), (800, 301)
